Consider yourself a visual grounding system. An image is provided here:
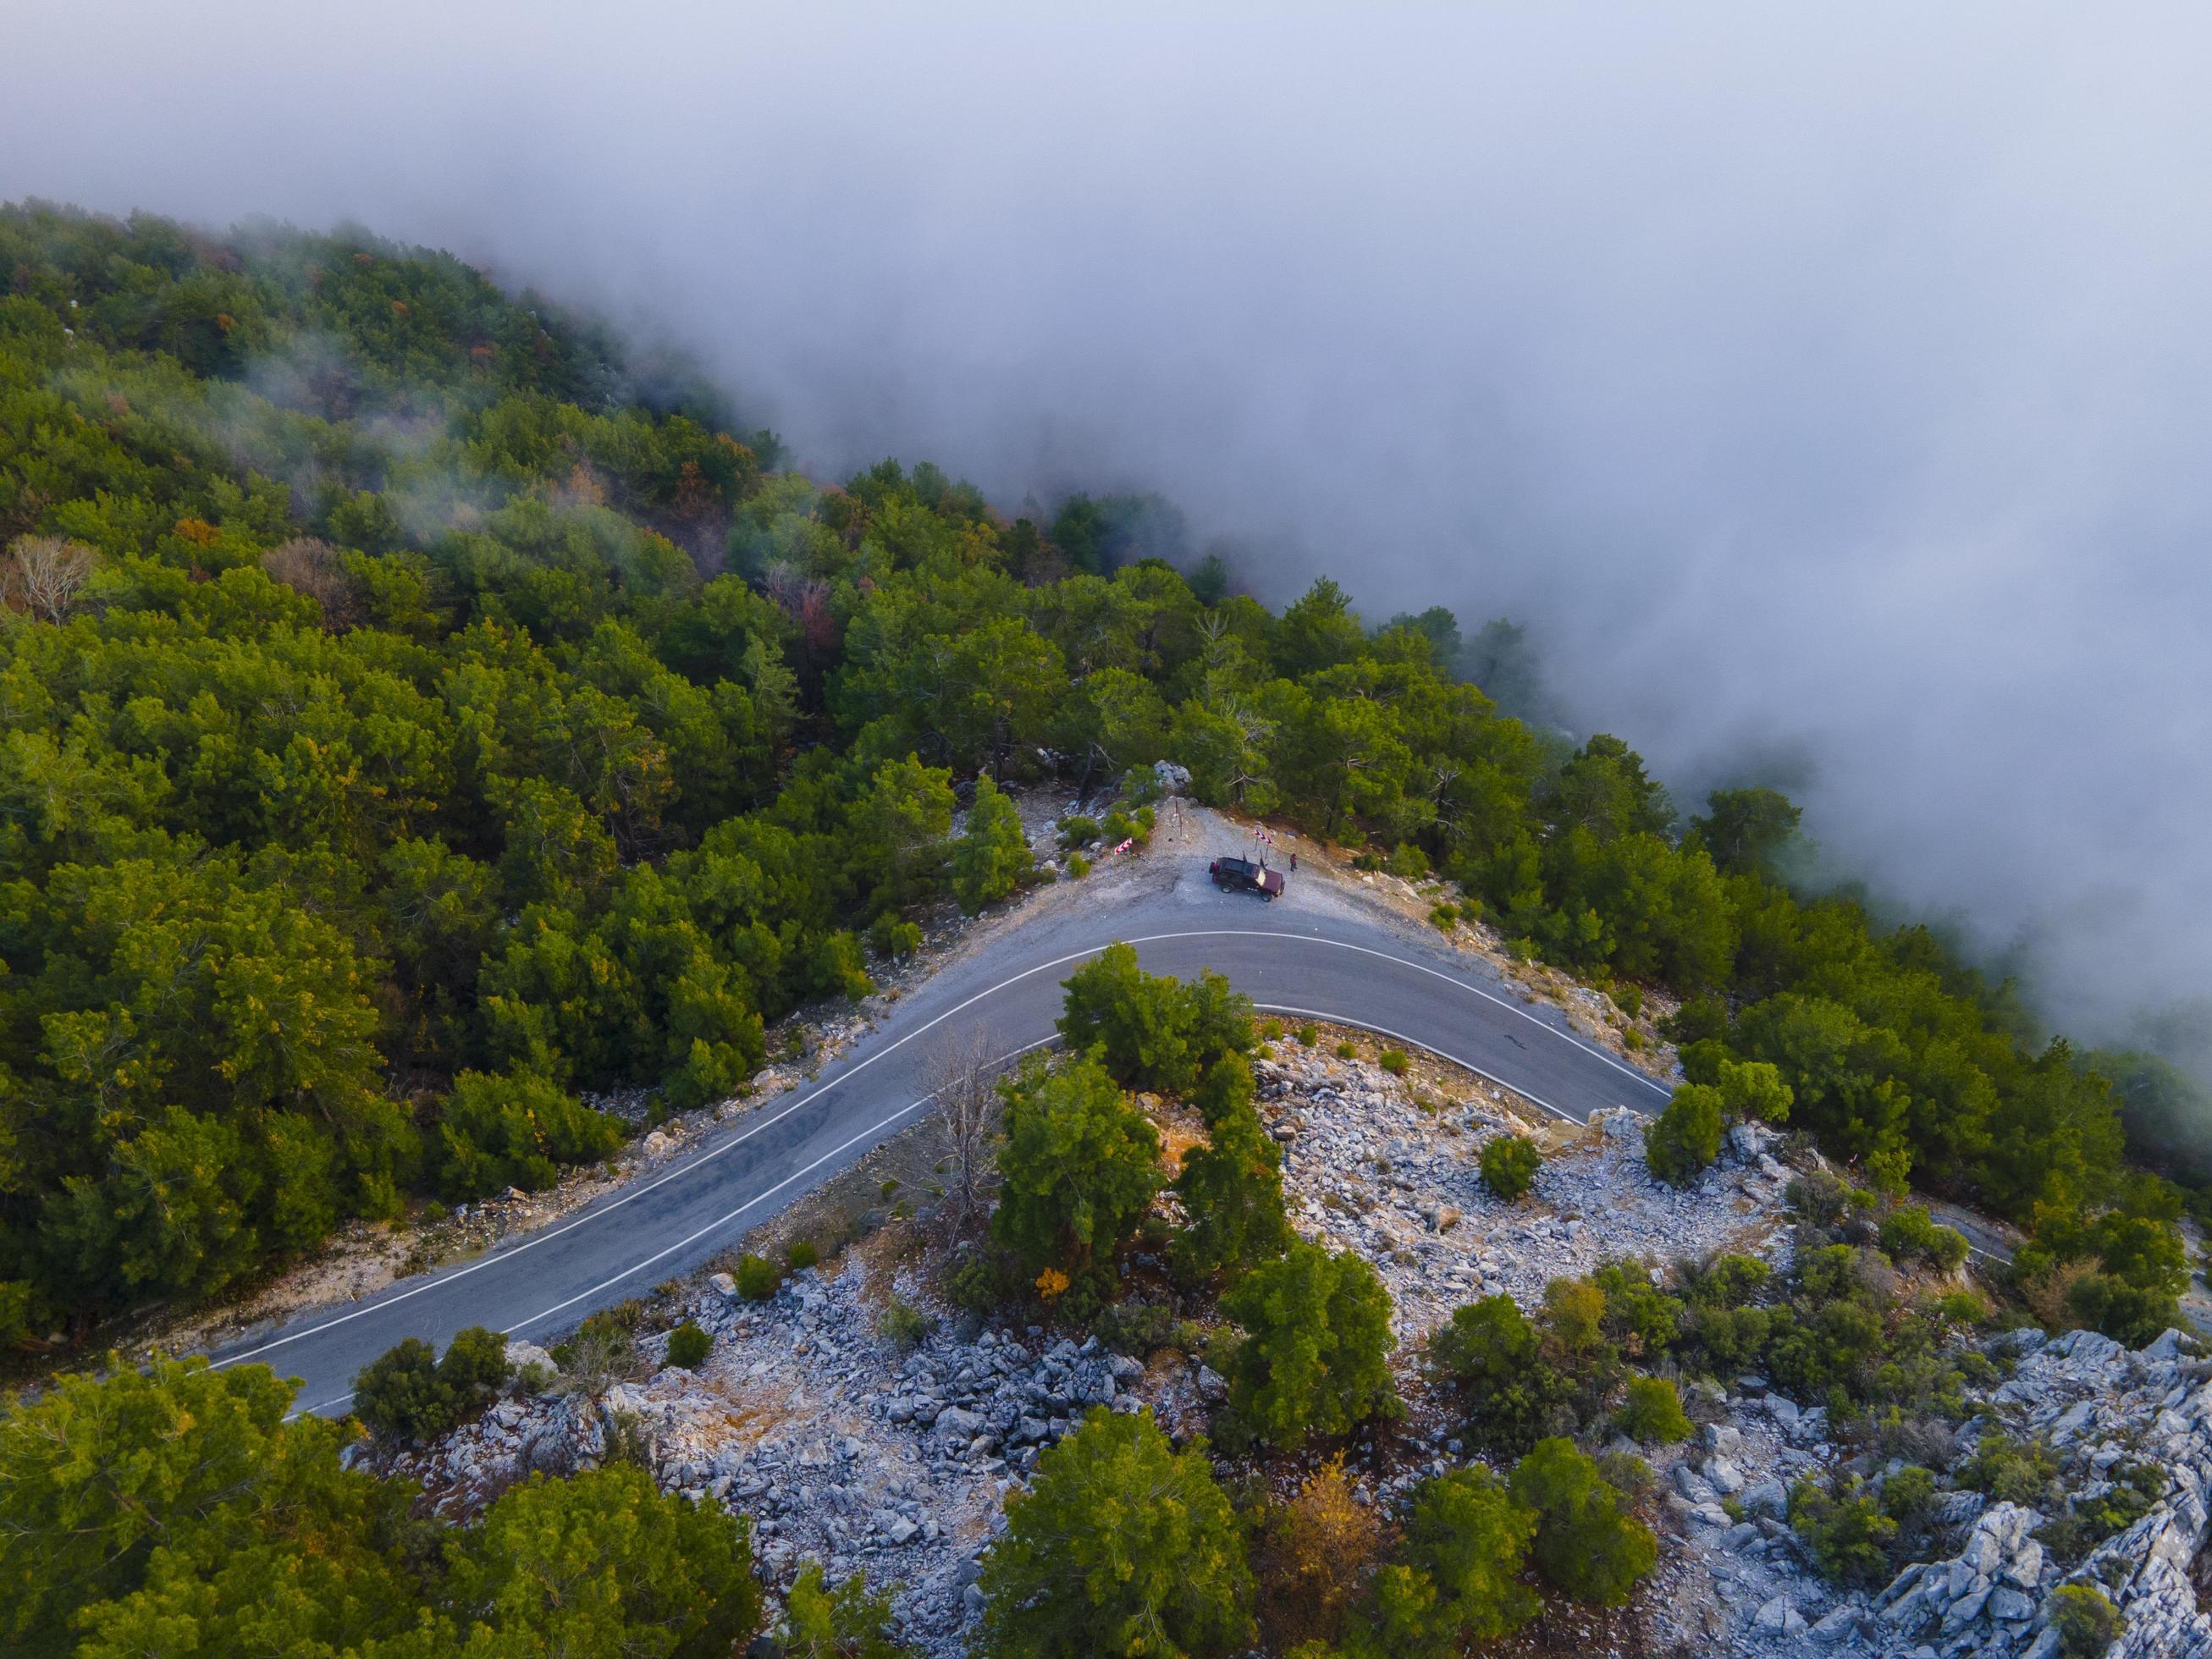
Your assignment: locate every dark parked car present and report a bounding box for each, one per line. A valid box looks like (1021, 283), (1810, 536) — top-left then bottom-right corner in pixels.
(1209, 855), (1285, 900)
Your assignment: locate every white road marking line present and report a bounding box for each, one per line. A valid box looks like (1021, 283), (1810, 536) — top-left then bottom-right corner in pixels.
(283, 1035), (1060, 1419)
(228, 923), (1659, 1386)
(1153, 928), (1674, 1098)
(1253, 1003), (1586, 1123)
(498, 1034), (1058, 1339)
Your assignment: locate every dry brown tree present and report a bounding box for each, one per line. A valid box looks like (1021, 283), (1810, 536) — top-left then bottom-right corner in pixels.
(928, 1027), (1009, 1240)
(3, 534), (97, 622)
(259, 537), (362, 630)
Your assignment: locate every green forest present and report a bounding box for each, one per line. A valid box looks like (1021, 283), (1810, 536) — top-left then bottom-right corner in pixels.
(0, 199), (2181, 1359)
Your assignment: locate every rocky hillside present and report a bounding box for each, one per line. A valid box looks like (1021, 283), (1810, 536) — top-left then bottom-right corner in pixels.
(365, 1037), (2193, 1657)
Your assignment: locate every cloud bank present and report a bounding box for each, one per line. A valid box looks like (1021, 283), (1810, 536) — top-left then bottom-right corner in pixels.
(6, 1), (2211, 1043)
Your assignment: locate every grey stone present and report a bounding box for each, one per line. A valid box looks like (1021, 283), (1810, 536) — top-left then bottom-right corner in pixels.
(1673, 1463), (1718, 1504)
(1743, 1477), (1790, 1519)
(1729, 1119), (1782, 1160)
(505, 1339), (556, 1375)
(1808, 1605), (1864, 1644)
(1943, 1585), (1991, 1630)
(1987, 1585), (2034, 1622)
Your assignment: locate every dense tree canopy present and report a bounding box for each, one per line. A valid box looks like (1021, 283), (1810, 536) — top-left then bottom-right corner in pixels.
(1220, 1241), (1398, 1449)
(0, 200), (2171, 1353)
(0, 1355), (764, 1659)
(978, 1406), (1253, 1658)
(990, 1054), (1163, 1286)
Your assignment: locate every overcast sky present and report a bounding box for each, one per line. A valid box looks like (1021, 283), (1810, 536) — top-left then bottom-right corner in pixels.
(6, 3), (2210, 1045)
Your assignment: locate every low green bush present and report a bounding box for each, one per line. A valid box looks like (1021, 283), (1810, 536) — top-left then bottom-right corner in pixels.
(1957, 1430), (2061, 1510)
(1297, 1024), (1319, 1047)
(1387, 842), (1430, 879)
(1379, 1049), (1410, 1077)
(1094, 1301), (1209, 1359)
(1480, 1135), (1542, 1202)
(869, 912), (924, 959)
(1427, 1295), (1571, 1454)
(877, 1296), (937, 1349)
(549, 1308), (643, 1391)
(1509, 1438), (1657, 1605)
(1878, 1205), (1971, 1271)
(734, 1253), (781, 1300)
(1614, 1375), (1691, 1444)
(664, 1320), (712, 1369)
(1597, 1449), (1655, 1499)
(2049, 1585), (2124, 1657)
(1645, 1083), (1724, 1185)
(1100, 806), (1151, 847)
(1790, 1476), (1897, 1585)
(787, 1240), (819, 1271)
(2035, 1462), (2161, 1563)
(944, 1248), (1031, 1315)
(353, 1325), (512, 1443)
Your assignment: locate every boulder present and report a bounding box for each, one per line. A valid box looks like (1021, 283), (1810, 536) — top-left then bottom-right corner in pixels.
(1807, 1605), (1863, 1645)
(1742, 1477), (1790, 1520)
(1987, 1586), (2035, 1622)
(505, 1339), (556, 1375)
(1728, 1119), (1782, 1161)
(1591, 1106), (1641, 1143)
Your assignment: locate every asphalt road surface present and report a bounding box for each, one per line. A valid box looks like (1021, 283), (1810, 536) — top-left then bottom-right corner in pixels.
(210, 852), (1674, 1414)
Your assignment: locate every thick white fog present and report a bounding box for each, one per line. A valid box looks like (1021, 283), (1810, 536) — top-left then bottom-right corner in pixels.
(6, 2), (2211, 1044)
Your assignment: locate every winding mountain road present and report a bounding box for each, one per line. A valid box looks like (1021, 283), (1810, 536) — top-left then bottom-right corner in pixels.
(211, 830), (1675, 1415)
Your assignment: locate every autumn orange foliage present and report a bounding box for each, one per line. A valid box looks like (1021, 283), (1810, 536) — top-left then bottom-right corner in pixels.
(1256, 1454), (1382, 1650)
